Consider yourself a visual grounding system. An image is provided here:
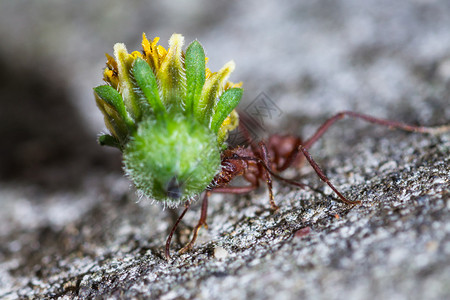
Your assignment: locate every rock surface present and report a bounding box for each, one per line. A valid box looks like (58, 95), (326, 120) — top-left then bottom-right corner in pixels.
(0, 1), (449, 299)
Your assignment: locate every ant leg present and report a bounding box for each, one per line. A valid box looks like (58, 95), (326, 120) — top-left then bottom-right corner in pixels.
(179, 192), (210, 254)
(165, 201), (192, 260)
(299, 145), (360, 205)
(251, 155), (345, 199)
(212, 186), (258, 194)
(257, 141), (279, 211)
(303, 111), (450, 149)
(238, 156), (344, 204)
(265, 171), (308, 190)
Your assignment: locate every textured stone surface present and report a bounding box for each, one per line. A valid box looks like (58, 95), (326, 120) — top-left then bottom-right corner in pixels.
(1, 1), (449, 299)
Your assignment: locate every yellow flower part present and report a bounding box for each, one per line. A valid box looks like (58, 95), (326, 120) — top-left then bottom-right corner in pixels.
(217, 109), (239, 144)
(98, 32), (243, 146)
(142, 34), (168, 71)
(94, 33), (244, 204)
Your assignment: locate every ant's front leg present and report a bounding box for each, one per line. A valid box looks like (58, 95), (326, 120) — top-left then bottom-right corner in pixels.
(165, 201), (192, 260)
(256, 141), (279, 211)
(179, 192), (210, 254)
(179, 182), (263, 253)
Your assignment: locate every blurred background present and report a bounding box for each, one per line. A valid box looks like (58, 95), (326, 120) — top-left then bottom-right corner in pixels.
(1, 0), (449, 190)
(1, 2), (450, 298)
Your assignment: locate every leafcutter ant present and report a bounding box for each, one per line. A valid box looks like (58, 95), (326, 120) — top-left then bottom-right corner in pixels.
(165, 111), (449, 259)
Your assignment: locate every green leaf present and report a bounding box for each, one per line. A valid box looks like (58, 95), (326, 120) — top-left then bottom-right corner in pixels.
(94, 85), (124, 114)
(98, 134), (121, 149)
(185, 40), (205, 115)
(133, 57), (167, 118)
(210, 88), (243, 133)
(94, 85), (135, 130)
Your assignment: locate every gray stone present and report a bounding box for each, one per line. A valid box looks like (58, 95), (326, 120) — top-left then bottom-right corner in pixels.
(0, 1), (449, 299)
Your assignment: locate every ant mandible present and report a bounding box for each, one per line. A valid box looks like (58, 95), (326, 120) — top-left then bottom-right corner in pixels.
(165, 110), (450, 259)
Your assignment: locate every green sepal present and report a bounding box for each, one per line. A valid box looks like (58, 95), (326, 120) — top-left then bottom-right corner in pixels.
(185, 40), (206, 115)
(95, 95), (130, 143)
(93, 85), (135, 131)
(210, 88), (243, 133)
(133, 57), (167, 119)
(195, 61), (235, 124)
(98, 134), (121, 149)
(157, 34), (186, 113)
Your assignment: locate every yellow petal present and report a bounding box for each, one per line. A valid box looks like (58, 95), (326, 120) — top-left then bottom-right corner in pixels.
(114, 43), (142, 120)
(217, 109), (239, 144)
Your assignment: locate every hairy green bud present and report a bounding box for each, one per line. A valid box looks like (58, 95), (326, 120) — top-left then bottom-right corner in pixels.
(123, 116), (220, 206)
(94, 33), (243, 205)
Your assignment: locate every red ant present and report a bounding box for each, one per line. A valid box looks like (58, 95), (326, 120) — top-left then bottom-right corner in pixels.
(165, 111), (449, 259)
